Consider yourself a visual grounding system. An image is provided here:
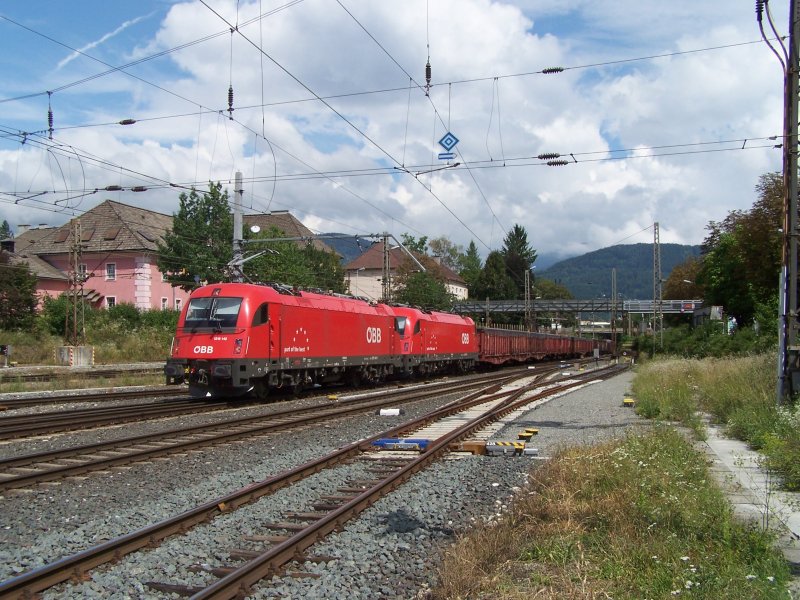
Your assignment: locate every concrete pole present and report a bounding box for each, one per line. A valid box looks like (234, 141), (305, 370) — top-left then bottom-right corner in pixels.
(232, 171), (244, 283)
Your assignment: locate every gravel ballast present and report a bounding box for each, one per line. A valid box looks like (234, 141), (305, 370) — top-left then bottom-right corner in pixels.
(0, 368), (641, 599)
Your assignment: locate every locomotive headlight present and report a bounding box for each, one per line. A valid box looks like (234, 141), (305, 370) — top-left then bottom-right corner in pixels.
(233, 338), (243, 355)
(171, 337), (179, 356)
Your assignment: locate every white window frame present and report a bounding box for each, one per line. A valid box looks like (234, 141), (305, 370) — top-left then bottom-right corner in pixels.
(161, 297), (168, 310)
(106, 296), (116, 308)
(105, 263), (116, 281)
(175, 298), (182, 311)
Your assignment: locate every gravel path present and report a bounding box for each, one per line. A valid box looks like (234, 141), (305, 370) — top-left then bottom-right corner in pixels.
(0, 369), (642, 599)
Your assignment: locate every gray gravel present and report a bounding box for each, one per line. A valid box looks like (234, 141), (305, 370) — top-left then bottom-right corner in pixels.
(0, 368), (642, 599)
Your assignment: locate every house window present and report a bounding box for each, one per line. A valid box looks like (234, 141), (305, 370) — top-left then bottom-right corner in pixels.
(175, 298), (182, 311)
(78, 264), (87, 280)
(105, 263), (116, 281)
(161, 297), (168, 310)
(106, 296), (116, 308)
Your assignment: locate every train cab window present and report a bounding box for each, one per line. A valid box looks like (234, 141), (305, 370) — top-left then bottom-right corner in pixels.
(252, 303), (269, 326)
(184, 296), (243, 331)
(414, 321), (421, 334)
(394, 317), (409, 336)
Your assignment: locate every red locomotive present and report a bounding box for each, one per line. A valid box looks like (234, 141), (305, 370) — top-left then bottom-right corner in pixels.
(164, 282), (611, 399)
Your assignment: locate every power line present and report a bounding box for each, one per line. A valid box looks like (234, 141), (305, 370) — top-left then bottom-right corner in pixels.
(1, 133), (780, 196)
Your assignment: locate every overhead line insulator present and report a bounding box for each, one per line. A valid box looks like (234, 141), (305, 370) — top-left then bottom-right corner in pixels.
(546, 159), (569, 166)
(119, 119), (137, 126)
(425, 60), (432, 96)
(537, 152), (561, 160)
(542, 67), (564, 74)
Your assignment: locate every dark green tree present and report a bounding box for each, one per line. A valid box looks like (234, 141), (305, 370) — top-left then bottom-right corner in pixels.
(302, 244), (346, 293)
(472, 250), (517, 300)
(0, 253), (38, 330)
(535, 278), (573, 299)
(428, 236), (464, 271)
(0, 220), (12, 240)
(698, 172), (782, 324)
(663, 256), (703, 300)
(400, 233), (428, 254)
(157, 182), (233, 291)
(501, 224), (537, 297)
(393, 268), (454, 311)
(699, 232), (753, 324)
(459, 240), (483, 295)
(244, 228), (346, 292)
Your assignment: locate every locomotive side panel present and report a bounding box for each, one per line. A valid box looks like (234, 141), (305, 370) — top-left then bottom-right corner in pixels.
(274, 297), (396, 368)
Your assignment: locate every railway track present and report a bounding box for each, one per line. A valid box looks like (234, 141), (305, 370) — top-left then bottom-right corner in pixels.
(0, 365), (163, 384)
(0, 370), (528, 493)
(0, 386), (180, 409)
(0, 396), (236, 440)
(0, 364), (626, 599)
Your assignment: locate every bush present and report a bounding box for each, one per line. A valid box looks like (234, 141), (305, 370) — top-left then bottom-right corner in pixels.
(632, 322), (776, 360)
(141, 308), (180, 330)
(107, 302), (141, 329)
(38, 294), (98, 337)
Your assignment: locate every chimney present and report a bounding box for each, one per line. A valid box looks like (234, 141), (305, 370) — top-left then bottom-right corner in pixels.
(38, 223), (47, 228)
(17, 224), (30, 235)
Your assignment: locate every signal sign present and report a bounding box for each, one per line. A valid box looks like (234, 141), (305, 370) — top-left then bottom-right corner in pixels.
(438, 132), (459, 152)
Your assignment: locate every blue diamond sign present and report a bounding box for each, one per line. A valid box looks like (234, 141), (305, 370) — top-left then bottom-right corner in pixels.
(438, 132), (459, 152)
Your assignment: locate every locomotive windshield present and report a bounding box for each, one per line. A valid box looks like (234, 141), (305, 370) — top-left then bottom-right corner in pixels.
(184, 296), (242, 331)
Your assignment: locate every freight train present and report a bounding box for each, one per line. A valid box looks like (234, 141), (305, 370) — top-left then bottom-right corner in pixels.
(164, 282), (612, 399)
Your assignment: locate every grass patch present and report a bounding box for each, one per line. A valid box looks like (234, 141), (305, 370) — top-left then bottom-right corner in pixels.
(432, 428), (790, 599)
(0, 328), (171, 366)
(631, 354), (800, 491)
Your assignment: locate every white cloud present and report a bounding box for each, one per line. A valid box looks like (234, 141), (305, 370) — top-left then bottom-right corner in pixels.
(0, 0), (787, 263)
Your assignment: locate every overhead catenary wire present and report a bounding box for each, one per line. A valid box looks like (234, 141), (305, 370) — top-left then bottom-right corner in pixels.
(0, 131), (781, 197)
(0, 5), (780, 253)
(334, 0), (498, 249)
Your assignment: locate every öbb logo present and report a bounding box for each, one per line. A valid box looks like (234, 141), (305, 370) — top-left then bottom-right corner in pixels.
(461, 333), (470, 344)
(366, 327), (382, 344)
(193, 345), (214, 354)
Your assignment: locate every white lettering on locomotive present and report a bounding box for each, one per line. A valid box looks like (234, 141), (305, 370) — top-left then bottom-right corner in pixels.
(461, 333), (470, 344)
(193, 345), (214, 354)
(366, 327), (382, 344)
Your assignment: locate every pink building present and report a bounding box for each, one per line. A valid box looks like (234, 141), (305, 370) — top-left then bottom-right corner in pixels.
(11, 200), (190, 311)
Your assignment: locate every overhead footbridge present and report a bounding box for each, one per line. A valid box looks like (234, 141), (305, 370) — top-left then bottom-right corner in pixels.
(452, 299), (703, 315)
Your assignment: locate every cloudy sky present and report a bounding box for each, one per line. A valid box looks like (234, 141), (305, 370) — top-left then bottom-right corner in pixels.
(0, 0), (788, 262)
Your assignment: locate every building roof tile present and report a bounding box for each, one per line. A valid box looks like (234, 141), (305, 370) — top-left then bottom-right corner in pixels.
(17, 200), (174, 256)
